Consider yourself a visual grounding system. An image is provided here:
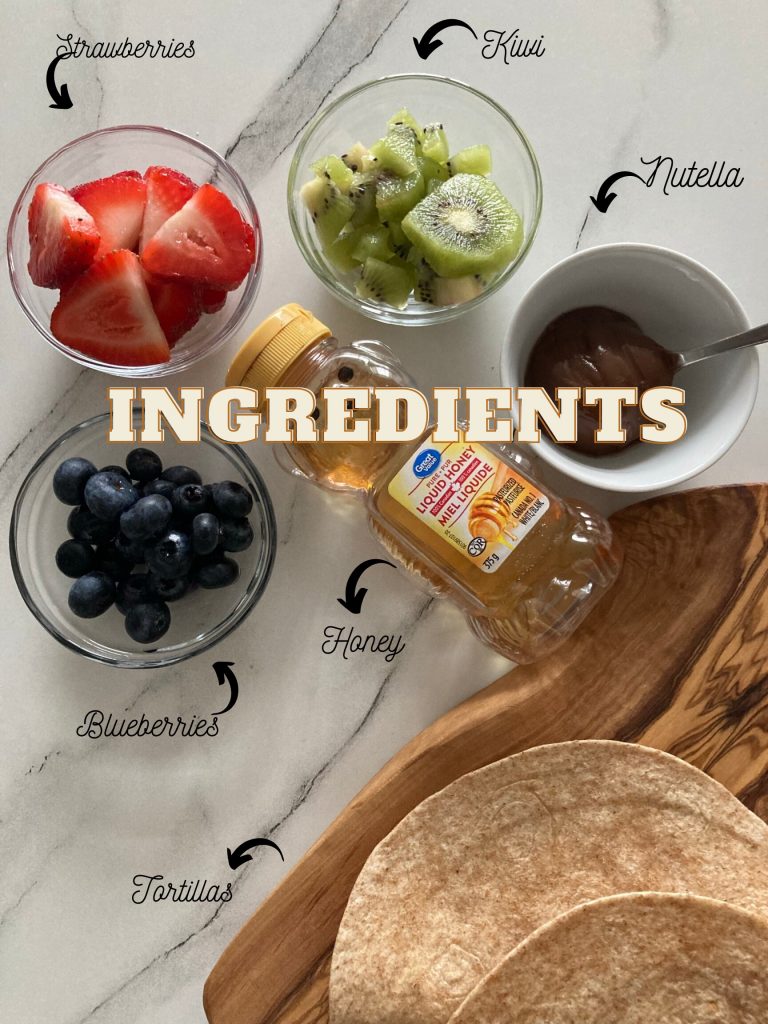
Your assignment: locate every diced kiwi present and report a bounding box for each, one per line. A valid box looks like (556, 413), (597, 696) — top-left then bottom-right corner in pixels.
(340, 142), (371, 173)
(376, 170), (425, 222)
(325, 230), (360, 272)
(402, 174), (522, 278)
(388, 220), (409, 248)
(356, 257), (416, 309)
(347, 172), (379, 227)
(387, 108), (424, 145)
(425, 177), (444, 195)
(311, 154), (354, 190)
(370, 124), (419, 176)
(421, 123), (449, 163)
(301, 176), (355, 247)
(351, 226), (394, 263)
(418, 155), (449, 185)
(410, 248), (487, 306)
(447, 145), (492, 176)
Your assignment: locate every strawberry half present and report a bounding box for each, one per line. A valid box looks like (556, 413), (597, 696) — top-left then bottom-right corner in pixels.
(27, 183), (100, 288)
(140, 165), (197, 251)
(141, 183), (255, 290)
(71, 171), (147, 257)
(51, 249), (170, 366)
(197, 286), (227, 314)
(145, 273), (201, 346)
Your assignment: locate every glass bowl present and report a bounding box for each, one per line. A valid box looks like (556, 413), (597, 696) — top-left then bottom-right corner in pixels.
(9, 411), (277, 669)
(288, 74), (542, 326)
(7, 125), (263, 377)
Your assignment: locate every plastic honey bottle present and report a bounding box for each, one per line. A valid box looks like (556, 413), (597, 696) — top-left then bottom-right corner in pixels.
(227, 304), (623, 662)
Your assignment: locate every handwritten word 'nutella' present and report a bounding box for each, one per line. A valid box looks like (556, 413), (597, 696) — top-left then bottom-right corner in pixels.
(641, 156), (744, 195)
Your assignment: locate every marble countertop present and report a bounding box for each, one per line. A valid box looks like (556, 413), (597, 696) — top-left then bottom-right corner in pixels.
(1, 2), (766, 1021)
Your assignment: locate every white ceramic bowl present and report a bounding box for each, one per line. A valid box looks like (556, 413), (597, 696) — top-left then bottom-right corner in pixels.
(501, 243), (758, 493)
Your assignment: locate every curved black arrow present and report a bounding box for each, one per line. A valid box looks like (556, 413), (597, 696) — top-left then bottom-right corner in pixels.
(413, 19), (478, 60)
(212, 661), (239, 715)
(46, 56), (73, 109)
(590, 170), (647, 213)
(337, 559), (396, 615)
(227, 837), (284, 871)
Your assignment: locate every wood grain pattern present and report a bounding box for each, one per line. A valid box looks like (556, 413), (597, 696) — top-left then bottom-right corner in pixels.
(203, 485), (768, 1024)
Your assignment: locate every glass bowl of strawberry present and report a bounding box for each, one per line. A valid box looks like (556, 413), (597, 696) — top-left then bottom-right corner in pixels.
(7, 125), (262, 376)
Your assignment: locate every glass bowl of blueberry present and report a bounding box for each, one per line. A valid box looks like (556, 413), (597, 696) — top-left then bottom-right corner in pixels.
(9, 411), (277, 668)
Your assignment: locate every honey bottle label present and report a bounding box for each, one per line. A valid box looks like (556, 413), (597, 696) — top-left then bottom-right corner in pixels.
(388, 439), (550, 574)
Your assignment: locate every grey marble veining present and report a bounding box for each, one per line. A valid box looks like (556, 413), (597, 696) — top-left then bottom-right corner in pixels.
(1, 1), (767, 1022)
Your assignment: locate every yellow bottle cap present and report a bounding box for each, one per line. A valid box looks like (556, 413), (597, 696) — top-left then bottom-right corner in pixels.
(226, 304), (332, 391)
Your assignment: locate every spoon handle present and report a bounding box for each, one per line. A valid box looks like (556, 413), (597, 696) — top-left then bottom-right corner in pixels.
(679, 321), (768, 369)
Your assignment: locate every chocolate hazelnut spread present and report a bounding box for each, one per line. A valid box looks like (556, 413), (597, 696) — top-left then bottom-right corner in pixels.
(524, 306), (680, 455)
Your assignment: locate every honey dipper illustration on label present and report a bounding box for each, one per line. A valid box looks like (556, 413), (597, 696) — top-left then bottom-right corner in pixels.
(468, 465), (521, 547)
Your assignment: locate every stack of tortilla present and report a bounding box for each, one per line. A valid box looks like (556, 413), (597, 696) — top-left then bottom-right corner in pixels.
(329, 741), (768, 1024)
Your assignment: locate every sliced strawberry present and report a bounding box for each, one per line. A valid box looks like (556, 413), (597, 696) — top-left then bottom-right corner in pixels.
(71, 172), (147, 257)
(51, 249), (170, 366)
(198, 286), (227, 314)
(141, 183), (255, 290)
(27, 183), (100, 288)
(140, 165), (197, 251)
(145, 273), (201, 346)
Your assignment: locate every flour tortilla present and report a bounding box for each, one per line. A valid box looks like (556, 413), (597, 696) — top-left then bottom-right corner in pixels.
(330, 741), (768, 1024)
(448, 892), (768, 1024)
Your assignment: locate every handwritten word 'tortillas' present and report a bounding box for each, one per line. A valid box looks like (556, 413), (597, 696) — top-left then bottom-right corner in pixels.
(482, 29), (546, 61)
(322, 626), (405, 663)
(77, 710), (219, 739)
(131, 875), (232, 905)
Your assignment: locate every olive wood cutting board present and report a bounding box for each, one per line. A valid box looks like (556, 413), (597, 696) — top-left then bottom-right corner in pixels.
(204, 484), (768, 1024)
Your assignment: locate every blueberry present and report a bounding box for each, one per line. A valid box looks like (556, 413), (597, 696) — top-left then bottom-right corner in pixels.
(145, 529), (193, 579)
(210, 480), (253, 518)
(68, 505), (118, 544)
(162, 465), (202, 486)
(100, 464), (131, 480)
(95, 541), (134, 581)
(220, 517), (254, 552)
(143, 478), (176, 500)
(172, 483), (209, 519)
(53, 457), (96, 505)
(148, 574), (190, 602)
(68, 571), (115, 618)
(84, 471), (139, 521)
(125, 601), (171, 644)
(192, 513), (220, 555)
(120, 494), (173, 540)
(115, 573), (152, 614)
(126, 448), (162, 483)
(195, 555), (239, 589)
(115, 531), (147, 565)
(55, 539), (96, 578)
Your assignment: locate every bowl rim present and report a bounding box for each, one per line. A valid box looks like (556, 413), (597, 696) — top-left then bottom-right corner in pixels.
(500, 241), (760, 493)
(7, 124), (263, 378)
(9, 411), (277, 669)
(287, 73), (543, 326)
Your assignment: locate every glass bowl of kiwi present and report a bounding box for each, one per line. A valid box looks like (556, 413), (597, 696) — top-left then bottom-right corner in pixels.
(288, 74), (542, 325)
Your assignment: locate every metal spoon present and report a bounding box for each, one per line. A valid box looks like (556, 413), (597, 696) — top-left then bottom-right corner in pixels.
(676, 321), (768, 370)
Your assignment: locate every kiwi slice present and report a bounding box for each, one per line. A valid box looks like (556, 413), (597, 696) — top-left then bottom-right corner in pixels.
(325, 230), (360, 272)
(311, 154), (354, 190)
(447, 145), (492, 176)
(376, 170), (425, 223)
(356, 257), (416, 309)
(410, 248), (488, 306)
(351, 226), (394, 263)
(402, 174), (523, 278)
(387, 108), (424, 145)
(347, 172), (379, 227)
(301, 176), (355, 247)
(340, 142), (371, 173)
(421, 123), (449, 163)
(370, 124), (419, 176)
(419, 155), (449, 185)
